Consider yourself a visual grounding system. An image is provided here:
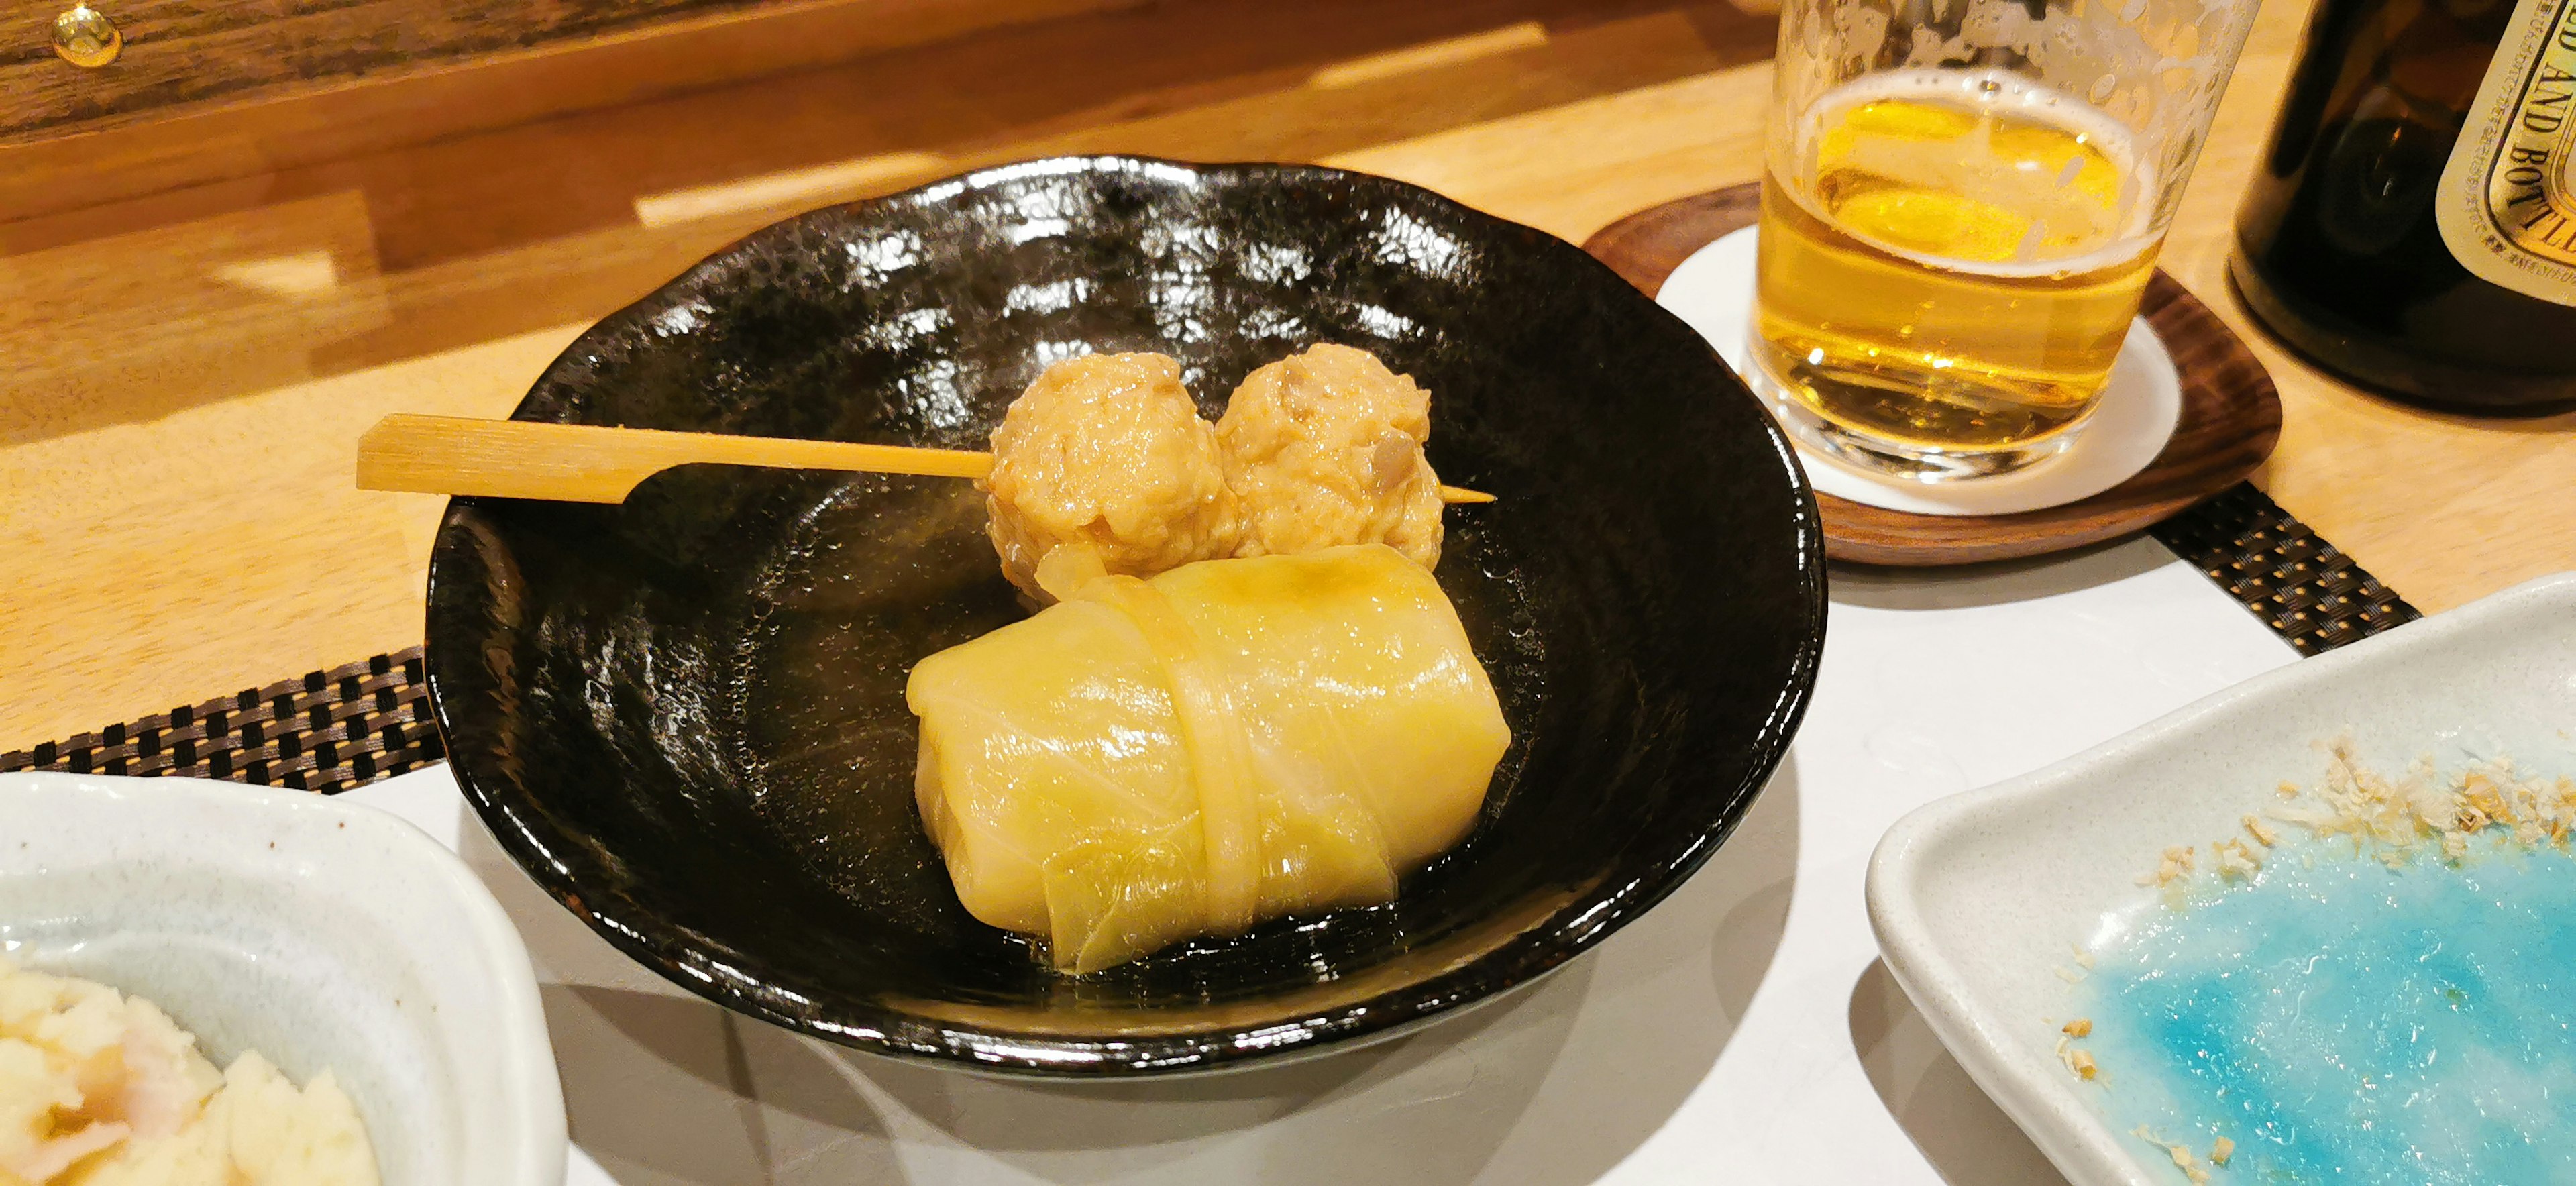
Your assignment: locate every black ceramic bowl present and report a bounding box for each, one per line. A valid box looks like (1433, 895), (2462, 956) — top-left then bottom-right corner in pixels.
(426, 156), (1823, 1075)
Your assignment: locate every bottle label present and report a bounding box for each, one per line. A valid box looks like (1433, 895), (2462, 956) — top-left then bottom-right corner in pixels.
(2439, 0), (2576, 305)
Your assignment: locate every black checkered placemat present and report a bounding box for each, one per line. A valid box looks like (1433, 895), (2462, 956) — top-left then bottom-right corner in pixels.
(2146, 484), (2422, 655)
(1, 482), (2416, 795)
(0, 650), (444, 794)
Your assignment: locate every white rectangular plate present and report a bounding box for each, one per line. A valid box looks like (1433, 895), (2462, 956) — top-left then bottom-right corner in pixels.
(1867, 572), (2576, 1186)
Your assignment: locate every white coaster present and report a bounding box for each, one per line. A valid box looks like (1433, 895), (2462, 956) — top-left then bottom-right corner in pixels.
(1657, 226), (2184, 517)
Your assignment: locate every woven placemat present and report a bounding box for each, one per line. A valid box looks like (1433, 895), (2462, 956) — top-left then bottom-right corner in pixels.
(0, 651), (444, 793)
(2145, 484), (2422, 655)
(1, 485), (2415, 794)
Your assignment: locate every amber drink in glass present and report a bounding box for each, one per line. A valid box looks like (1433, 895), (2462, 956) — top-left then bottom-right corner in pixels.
(1752, 0), (2262, 479)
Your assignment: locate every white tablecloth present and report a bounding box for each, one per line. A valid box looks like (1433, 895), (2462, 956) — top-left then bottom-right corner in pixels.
(347, 535), (2299, 1186)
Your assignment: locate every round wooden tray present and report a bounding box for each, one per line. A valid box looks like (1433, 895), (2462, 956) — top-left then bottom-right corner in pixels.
(1582, 184), (2282, 567)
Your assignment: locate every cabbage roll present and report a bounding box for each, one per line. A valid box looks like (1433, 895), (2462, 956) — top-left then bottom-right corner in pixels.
(906, 543), (1509, 972)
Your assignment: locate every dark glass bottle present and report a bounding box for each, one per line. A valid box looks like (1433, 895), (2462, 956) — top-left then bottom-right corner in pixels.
(2232, 0), (2576, 411)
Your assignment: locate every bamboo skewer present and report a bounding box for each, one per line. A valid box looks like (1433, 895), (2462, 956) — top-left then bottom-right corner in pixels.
(356, 414), (1497, 505)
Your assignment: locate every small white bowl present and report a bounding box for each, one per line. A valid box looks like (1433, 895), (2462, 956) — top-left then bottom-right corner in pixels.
(0, 772), (565, 1186)
(1868, 572), (2576, 1186)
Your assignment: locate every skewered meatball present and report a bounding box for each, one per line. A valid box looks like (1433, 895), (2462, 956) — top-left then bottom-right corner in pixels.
(1216, 343), (1444, 570)
(980, 352), (1242, 602)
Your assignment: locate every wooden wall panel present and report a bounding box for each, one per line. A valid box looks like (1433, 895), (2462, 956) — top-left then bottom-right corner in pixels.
(0, 0), (1144, 217)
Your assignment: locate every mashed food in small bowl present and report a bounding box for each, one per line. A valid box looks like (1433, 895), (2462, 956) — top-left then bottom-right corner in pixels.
(0, 961), (376, 1185)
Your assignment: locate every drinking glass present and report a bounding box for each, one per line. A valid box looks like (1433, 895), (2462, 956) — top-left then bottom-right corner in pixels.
(1751, 0), (2263, 480)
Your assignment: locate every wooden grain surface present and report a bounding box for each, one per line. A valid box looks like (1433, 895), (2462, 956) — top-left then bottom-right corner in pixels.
(3, 0), (766, 141)
(1, 0), (2571, 748)
(0, 0), (1130, 141)
(1582, 184), (2284, 567)
(0, 0), (1144, 216)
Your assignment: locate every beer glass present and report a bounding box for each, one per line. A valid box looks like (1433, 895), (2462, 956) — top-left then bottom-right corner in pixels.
(1752, 0), (2263, 480)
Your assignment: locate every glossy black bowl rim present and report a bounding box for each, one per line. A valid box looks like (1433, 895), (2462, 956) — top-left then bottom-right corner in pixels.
(425, 153), (1829, 1077)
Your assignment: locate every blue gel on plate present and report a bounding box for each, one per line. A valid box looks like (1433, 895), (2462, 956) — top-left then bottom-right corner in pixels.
(2076, 837), (2576, 1183)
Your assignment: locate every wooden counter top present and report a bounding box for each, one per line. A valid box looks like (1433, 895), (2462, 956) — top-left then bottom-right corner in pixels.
(3, 0), (2568, 747)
